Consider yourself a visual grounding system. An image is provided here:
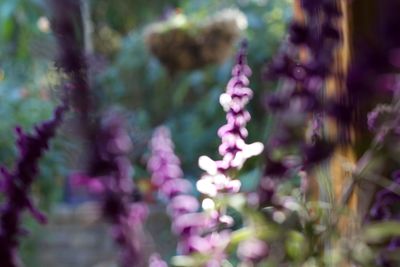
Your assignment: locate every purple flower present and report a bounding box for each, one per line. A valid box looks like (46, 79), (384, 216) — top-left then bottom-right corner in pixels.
(289, 22), (309, 45)
(237, 238), (269, 264)
(300, 0), (322, 14)
(147, 126), (203, 257)
(261, 0), (340, 190)
(197, 41), (264, 197)
(147, 126), (235, 263)
(149, 253), (168, 267)
(179, 231), (231, 262)
(50, 0), (91, 116)
(147, 127), (185, 196)
(159, 178), (192, 199)
(51, 1), (149, 266)
(366, 105), (400, 144)
(172, 213), (207, 238)
(188, 41), (267, 265)
(75, 113), (147, 267)
(301, 140), (334, 169)
(0, 104), (67, 267)
(257, 177), (279, 206)
(168, 195), (199, 217)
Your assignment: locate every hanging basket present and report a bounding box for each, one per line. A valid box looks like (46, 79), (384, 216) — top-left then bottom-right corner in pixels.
(144, 9), (248, 72)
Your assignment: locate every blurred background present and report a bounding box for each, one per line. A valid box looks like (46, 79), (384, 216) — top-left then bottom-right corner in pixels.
(0, 0), (292, 266)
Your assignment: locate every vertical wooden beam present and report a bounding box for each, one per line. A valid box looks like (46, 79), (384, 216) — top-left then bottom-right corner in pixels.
(347, 0), (380, 221)
(293, 0), (321, 203)
(324, 3), (358, 267)
(325, 0), (358, 217)
(293, 0), (356, 230)
(293, 0), (305, 22)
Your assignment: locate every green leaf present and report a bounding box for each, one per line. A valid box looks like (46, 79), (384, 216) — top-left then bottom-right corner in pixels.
(364, 221), (400, 243)
(0, 18), (14, 40)
(286, 231), (307, 262)
(230, 228), (253, 246)
(171, 254), (210, 267)
(171, 256), (197, 267)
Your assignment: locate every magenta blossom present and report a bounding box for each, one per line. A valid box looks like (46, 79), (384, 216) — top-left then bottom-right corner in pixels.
(191, 41), (265, 266)
(197, 41), (264, 198)
(148, 126), (204, 256)
(197, 42), (264, 197)
(0, 103), (67, 267)
(73, 113), (148, 267)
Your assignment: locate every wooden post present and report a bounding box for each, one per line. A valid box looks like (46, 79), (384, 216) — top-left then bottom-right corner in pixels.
(294, 1), (357, 264)
(293, 0), (321, 203)
(325, 0), (358, 219)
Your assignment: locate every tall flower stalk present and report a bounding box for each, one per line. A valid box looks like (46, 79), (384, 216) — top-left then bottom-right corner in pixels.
(50, 1), (147, 265)
(197, 41), (264, 199)
(192, 41), (264, 265)
(73, 113), (148, 267)
(147, 126), (202, 258)
(0, 104), (67, 267)
(147, 43), (265, 266)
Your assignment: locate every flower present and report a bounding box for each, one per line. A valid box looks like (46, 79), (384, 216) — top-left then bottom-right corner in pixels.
(51, 1), (147, 266)
(73, 113), (147, 267)
(147, 126), (186, 198)
(149, 253), (168, 267)
(237, 238), (269, 264)
(0, 103), (67, 267)
(261, 0), (340, 190)
(148, 126), (203, 258)
(190, 41), (266, 265)
(196, 173), (241, 197)
(197, 41), (264, 196)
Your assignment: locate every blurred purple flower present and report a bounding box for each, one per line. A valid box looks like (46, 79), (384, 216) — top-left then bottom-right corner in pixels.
(147, 126), (236, 263)
(147, 126), (185, 195)
(237, 238), (269, 264)
(51, 1), (148, 266)
(172, 212), (207, 239)
(75, 113), (147, 267)
(366, 104), (400, 144)
(168, 195), (199, 216)
(148, 126), (204, 256)
(0, 104), (67, 267)
(149, 253), (168, 267)
(50, 0), (91, 116)
(257, 177), (279, 206)
(261, 0), (340, 194)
